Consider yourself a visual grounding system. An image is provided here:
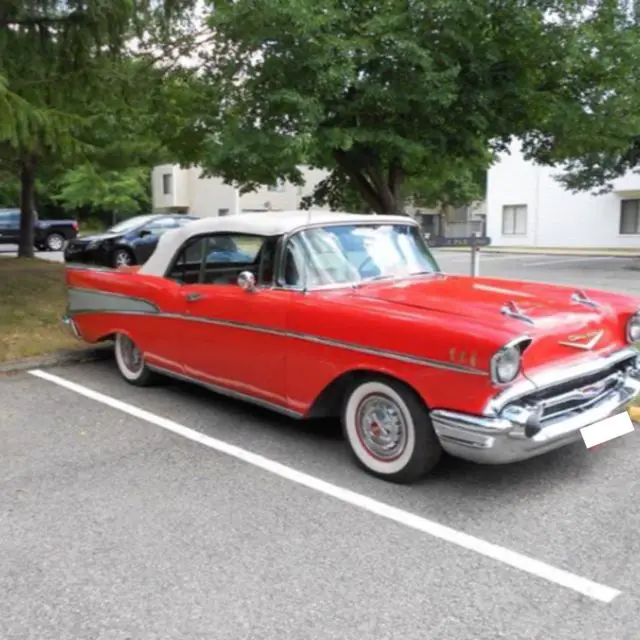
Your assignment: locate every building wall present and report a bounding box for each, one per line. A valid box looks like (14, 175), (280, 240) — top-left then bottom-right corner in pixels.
(151, 165), (332, 217)
(487, 140), (640, 248)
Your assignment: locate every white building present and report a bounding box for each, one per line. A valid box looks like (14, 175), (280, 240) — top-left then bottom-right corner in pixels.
(151, 164), (333, 217)
(487, 141), (640, 248)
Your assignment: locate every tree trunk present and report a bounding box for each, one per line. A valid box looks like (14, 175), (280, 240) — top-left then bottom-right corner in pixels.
(18, 158), (36, 258)
(332, 149), (408, 215)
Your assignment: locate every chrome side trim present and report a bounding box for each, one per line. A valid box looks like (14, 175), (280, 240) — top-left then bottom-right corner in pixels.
(65, 304), (487, 376)
(146, 363), (304, 419)
(484, 346), (640, 415)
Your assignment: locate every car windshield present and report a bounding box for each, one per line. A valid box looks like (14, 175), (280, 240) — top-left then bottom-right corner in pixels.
(108, 215), (158, 234)
(285, 223), (439, 288)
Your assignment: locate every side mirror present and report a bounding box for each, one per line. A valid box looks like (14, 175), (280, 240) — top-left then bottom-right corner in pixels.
(139, 229), (152, 238)
(237, 271), (256, 292)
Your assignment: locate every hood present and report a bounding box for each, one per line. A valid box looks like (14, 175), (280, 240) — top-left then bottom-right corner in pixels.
(73, 232), (122, 243)
(354, 274), (626, 369)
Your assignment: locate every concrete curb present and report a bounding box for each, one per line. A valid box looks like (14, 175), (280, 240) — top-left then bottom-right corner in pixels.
(0, 343), (113, 375)
(628, 406), (640, 422)
(434, 247), (640, 258)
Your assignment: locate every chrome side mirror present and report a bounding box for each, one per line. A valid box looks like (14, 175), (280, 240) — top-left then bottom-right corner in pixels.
(237, 270), (256, 292)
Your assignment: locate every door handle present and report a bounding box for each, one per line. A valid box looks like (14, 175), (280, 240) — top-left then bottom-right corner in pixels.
(184, 292), (205, 302)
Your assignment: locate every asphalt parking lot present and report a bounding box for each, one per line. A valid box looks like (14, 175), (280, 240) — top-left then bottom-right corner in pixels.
(3, 246), (640, 639)
(434, 250), (640, 297)
(2, 359), (640, 640)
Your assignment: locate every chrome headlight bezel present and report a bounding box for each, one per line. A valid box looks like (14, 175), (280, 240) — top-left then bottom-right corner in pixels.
(626, 312), (640, 344)
(490, 337), (530, 385)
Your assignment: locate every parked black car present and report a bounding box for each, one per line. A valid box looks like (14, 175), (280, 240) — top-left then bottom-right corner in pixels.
(63, 213), (198, 267)
(0, 208), (79, 251)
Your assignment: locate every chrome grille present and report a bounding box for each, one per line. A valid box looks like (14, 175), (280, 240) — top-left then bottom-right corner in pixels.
(526, 355), (636, 425)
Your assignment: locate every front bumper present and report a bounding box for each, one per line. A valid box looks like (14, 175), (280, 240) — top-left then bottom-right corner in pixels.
(431, 353), (640, 464)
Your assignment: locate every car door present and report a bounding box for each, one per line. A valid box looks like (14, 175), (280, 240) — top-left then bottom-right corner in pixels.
(165, 232), (292, 408)
(0, 210), (20, 245)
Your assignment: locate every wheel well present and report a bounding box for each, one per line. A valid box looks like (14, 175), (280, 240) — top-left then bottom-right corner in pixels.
(306, 369), (427, 419)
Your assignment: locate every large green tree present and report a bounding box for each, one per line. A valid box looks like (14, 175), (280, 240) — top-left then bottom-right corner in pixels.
(181, 0), (640, 215)
(0, 0), (198, 257)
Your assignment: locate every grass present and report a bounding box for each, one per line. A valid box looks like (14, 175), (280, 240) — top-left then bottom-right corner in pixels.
(0, 257), (80, 362)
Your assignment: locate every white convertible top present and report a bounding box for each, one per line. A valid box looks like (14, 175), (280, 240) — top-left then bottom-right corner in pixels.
(140, 209), (415, 276)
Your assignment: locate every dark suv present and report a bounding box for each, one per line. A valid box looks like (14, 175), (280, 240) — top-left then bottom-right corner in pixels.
(0, 208), (79, 251)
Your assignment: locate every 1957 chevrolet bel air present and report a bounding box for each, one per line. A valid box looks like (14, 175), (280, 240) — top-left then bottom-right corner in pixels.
(62, 210), (640, 483)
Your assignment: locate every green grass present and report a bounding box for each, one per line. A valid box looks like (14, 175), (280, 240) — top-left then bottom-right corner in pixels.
(0, 258), (79, 362)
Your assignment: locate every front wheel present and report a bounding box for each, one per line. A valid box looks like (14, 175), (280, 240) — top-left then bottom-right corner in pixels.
(341, 377), (442, 483)
(112, 248), (135, 268)
(114, 333), (158, 386)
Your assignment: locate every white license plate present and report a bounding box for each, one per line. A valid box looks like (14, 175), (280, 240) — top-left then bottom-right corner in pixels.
(580, 411), (635, 449)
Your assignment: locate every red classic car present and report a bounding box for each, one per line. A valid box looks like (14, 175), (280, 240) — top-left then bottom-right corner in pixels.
(62, 211), (640, 483)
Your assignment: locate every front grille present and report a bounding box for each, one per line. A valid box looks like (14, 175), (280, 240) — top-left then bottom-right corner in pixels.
(524, 355), (636, 425)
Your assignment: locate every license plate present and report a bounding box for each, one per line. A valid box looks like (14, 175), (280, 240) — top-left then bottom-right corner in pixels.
(580, 411), (635, 449)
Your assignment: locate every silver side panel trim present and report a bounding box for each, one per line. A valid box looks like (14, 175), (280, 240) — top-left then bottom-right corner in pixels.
(146, 363), (304, 419)
(65, 288), (488, 377)
(68, 287), (160, 314)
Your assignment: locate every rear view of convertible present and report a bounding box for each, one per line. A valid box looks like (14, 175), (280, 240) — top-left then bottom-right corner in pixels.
(62, 211), (640, 483)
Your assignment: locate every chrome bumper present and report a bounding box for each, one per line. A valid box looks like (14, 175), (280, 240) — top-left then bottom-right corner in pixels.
(61, 314), (82, 340)
(431, 364), (640, 465)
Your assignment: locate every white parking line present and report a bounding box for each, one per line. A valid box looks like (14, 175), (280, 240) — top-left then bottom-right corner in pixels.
(28, 368), (622, 604)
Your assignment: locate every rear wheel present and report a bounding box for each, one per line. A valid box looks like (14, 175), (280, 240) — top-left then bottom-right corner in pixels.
(114, 333), (157, 386)
(45, 232), (65, 251)
(112, 248), (135, 268)
(341, 377), (442, 483)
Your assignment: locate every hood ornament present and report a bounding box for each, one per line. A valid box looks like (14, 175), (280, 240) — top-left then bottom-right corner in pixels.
(571, 290), (600, 309)
(559, 329), (604, 350)
(500, 300), (535, 325)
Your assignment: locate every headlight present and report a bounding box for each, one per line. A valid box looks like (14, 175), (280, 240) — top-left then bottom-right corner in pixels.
(86, 240), (99, 250)
(490, 345), (522, 384)
(626, 312), (640, 344)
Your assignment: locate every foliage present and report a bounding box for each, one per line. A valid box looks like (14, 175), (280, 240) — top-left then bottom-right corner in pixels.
(0, 0), (199, 256)
(54, 164), (151, 215)
(178, 0), (640, 214)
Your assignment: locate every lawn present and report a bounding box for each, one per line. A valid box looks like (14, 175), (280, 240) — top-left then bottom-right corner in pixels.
(0, 257), (80, 362)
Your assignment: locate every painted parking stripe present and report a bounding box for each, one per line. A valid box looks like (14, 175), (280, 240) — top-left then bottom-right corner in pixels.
(28, 368), (621, 604)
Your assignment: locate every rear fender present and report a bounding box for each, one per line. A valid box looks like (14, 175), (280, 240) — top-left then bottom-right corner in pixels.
(64, 265), (184, 342)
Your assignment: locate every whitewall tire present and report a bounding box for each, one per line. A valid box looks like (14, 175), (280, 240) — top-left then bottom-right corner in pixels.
(342, 377), (442, 483)
(114, 333), (156, 386)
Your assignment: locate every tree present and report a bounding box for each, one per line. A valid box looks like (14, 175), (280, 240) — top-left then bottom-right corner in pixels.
(54, 164), (151, 216)
(182, 0), (640, 215)
(0, 0), (198, 257)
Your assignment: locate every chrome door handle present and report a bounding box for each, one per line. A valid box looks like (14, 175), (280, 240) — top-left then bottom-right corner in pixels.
(184, 292), (205, 302)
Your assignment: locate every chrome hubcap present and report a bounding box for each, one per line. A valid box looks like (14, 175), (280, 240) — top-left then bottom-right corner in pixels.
(115, 251), (132, 266)
(49, 235), (63, 250)
(356, 394), (407, 460)
(120, 336), (143, 373)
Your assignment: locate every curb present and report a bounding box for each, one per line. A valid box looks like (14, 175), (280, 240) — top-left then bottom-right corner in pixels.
(434, 247), (640, 258)
(0, 343), (113, 375)
(628, 406), (640, 422)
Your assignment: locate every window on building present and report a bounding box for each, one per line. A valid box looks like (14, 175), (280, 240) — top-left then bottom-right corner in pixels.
(502, 205), (527, 235)
(218, 208), (230, 217)
(620, 199), (640, 234)
(268, 179), (285, 192)
(162, 173), (172, 195)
